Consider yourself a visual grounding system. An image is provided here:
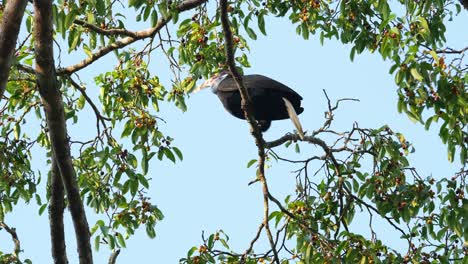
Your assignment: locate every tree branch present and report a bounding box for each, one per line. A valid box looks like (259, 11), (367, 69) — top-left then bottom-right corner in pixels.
(0, 0), (28, 99)
(346, 190), (408, 237)
(219, 1), (279, 263)
(68, 76), (111, 121)
(73, 19), (138, 38)
(108, 249), (120, 264)
(267, 134), (341, 167)
(33, 0), (93, 263)
(241, 223), (264, 262)
(58, 0), (207, 75)
(0, 222), (21, 258)
(434, 46), (468, 54)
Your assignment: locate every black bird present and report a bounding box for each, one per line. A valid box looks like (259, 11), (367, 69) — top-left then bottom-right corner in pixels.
(194, 71), (305, 138)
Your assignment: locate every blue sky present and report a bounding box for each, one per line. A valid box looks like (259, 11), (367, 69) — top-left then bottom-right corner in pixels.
(1, 5), (467, 263)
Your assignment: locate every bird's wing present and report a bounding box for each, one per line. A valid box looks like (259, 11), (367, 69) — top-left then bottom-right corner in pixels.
(218, 75), (303, 100)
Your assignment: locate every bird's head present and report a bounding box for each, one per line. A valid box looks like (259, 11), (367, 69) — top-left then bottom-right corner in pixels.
(192, 70), (230, 93)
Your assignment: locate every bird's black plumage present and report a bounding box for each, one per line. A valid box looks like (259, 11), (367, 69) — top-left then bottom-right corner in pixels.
(213, 74), (304, 131)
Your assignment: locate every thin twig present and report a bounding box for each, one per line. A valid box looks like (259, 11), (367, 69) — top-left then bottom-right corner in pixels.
(240, 223), (265, 263)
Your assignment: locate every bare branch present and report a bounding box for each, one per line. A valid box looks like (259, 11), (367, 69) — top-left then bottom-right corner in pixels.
(67, 76), (112, 143)
(434, 46), (468, 54)
(68, 77), (111, 121)
(346, 190), (408, 237)
(241, 223), (264, 262)
(267, 134), (338, 169)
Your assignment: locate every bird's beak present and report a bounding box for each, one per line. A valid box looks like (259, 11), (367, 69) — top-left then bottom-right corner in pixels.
(192, 80), (210, 93)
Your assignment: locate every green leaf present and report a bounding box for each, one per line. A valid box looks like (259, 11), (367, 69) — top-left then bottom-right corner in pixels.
(163, 148), (176, 163)
(35, 194), (42, 205)
(121, 120), (134, 138)
(417, 16), (430, 39)
(65, 9), (78, 30)
(116, 233), (126, 248)
(208, 234), (214, 249)
(350, 46), (356, 62)
(172, 147), (183, 161)
(94, 235), (101, 251)
(428, 50), (438, 61)
(187, 246), (197, 257)
(127, 153), (138, 168)
(448, 141), (455, 162)
(87, 11), (95, 24)
(38, 204), (48, 216)
(83, 44), (93, 58)
(301, 23), (309, 40)
(151, 10), (158, 27)
(109, 235), (115, 249)
(26, 16), (32, 32)
(410, 68), (423, 81)
(146, 224), (156, 238)
(220, 238), (229, 249)
(77, 94), (86, 110)
(143, 6), (152, 21)
(142, 147), (148, 175)
(129, 179), (139, 195)
(14, 124), (21, 140)
(305, 243), (312, 264)
(247, 159), (257, 168)
(96, 0), (106, 16)
(138, 174), (149, 189)
(235, 53), (251, 67)
(257, 14), (266, 35)
(246, 27), (257, 40)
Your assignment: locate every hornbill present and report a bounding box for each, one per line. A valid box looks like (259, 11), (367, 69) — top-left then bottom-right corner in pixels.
(193, 71), (305, 139)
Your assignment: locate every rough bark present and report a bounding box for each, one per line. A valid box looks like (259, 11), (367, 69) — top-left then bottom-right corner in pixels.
(0, 0), (28, 99)
(49, 159), (69, 264)
(33, 0), (93, 263)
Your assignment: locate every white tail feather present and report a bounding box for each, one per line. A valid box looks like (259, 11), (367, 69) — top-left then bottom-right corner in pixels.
(282, 97), (305, 140)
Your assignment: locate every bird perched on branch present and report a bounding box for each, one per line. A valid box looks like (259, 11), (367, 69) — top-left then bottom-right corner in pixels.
(193, 71), (305, 139)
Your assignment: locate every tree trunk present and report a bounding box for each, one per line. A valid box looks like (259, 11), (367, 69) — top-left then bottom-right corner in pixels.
(0, 0), (28, 98)
(49, 160), (69, 264)
(33, 0), (93, 263)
